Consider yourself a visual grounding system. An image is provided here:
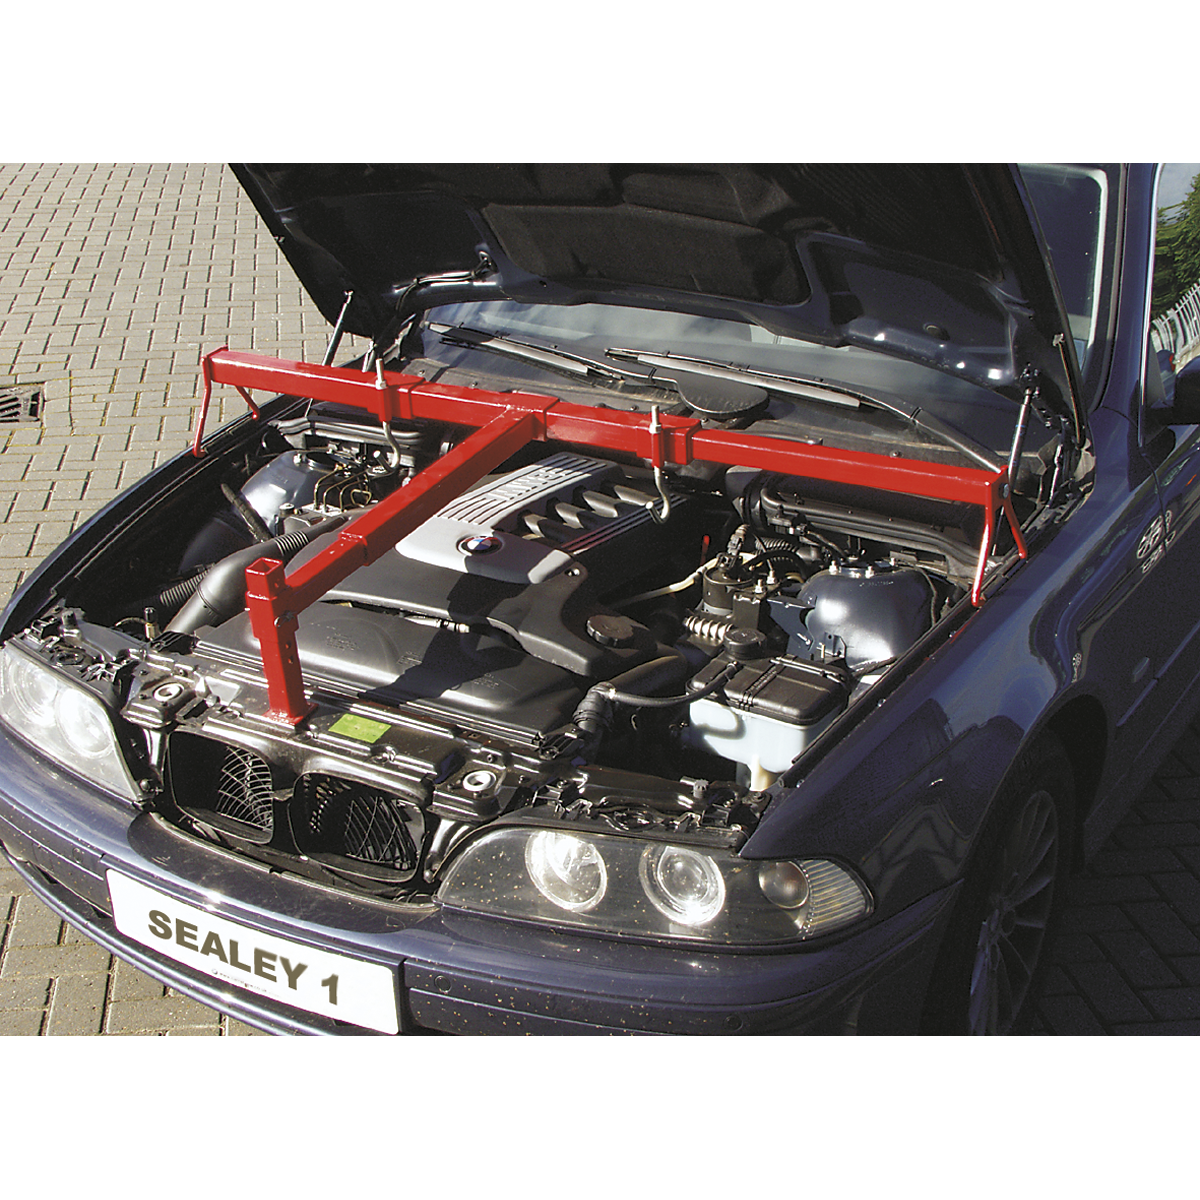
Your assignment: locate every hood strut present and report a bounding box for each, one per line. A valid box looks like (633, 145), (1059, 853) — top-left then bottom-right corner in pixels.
(322, 291), (354, 367)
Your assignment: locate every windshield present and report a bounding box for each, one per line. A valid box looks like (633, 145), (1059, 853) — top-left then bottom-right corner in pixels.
(1018, 163), (1112, 375)
(423, 299), (1031, 457)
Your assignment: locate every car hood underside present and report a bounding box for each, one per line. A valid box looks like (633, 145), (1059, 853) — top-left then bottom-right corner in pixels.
(231, 163), (1083, 429)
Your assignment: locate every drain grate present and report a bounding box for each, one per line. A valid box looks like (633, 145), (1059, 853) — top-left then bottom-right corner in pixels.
(0, 386), (44, 424)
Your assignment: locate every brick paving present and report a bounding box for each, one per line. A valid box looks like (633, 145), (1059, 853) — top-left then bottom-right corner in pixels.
(1030, 728), (1200, 1033)
(0, 162), (368, 1034)
(2, 162), (1200, 1034)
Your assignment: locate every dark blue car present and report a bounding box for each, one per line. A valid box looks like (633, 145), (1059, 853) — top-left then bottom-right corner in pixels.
(1, 163), (1196, 1034)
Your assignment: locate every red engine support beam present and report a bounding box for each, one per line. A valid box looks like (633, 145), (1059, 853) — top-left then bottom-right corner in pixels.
(195, 349), (1027, 725)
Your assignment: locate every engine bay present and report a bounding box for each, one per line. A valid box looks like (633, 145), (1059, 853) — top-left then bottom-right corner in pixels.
(4, 348), (1041, 903)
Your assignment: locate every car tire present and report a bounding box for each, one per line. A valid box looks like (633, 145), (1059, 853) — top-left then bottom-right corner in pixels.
(920, 732), (1076, 1035)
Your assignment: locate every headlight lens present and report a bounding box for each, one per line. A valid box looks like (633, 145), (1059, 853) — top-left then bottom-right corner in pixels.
(525, 830), (608, 912)
(640, 844), (726, 926)
(0, 643), (141, 803)
(6, 651), (59, 725)
(439, 826), (872, 946)
(56, 687), (119, 759)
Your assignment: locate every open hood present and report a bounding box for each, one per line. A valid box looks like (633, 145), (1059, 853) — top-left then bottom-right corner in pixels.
(231, 163), (1084, 435)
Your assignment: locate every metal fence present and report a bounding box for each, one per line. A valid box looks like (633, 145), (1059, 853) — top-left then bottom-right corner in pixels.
(1152, 281), (1200, 367)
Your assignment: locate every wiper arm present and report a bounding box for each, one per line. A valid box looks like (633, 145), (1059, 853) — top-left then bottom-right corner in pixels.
(606, 347), (1002, 470)
(430, 323), (649, 387)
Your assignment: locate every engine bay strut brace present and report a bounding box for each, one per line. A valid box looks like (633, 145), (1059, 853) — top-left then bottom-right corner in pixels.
(193, 349), (1028, 725)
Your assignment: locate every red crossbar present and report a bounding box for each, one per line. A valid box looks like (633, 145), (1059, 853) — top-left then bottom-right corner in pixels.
(195, 349), (1027, 724)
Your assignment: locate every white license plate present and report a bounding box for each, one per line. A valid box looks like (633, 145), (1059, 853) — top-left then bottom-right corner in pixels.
(107, 871), (400, 1034)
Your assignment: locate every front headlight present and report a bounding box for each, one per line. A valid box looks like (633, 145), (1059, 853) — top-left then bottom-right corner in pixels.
(438, 826), (872, 946)
(0, 643), (142, 804)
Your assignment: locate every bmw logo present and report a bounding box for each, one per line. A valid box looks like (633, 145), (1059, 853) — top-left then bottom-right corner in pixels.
(459, 534), (502, 555)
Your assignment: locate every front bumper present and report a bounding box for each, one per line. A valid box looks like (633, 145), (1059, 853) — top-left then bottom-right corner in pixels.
(0, 726), (957, 1035)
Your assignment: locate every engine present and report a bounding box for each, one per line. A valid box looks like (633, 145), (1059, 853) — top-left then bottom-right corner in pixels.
(165, 417), (957, 778)
(15, 406), (968, 898)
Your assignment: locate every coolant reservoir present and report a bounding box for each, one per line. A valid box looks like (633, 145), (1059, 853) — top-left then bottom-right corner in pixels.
(787, 562), (935, 672)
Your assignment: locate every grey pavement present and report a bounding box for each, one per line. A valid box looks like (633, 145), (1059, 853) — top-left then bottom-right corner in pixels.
(0, 163), (1198, 1034)
(0, 163), (367, 1035)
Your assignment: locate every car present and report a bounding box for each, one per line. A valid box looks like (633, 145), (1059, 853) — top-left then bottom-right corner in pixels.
(0, 163), (1195, 1036)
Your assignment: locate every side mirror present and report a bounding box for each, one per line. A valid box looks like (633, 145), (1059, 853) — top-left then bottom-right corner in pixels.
(1168, 363), (1200, 423)
(1151, 361), (1200, 425)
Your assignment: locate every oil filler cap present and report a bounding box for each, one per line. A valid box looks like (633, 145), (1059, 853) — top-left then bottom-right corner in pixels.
(587, 613), (638, 648)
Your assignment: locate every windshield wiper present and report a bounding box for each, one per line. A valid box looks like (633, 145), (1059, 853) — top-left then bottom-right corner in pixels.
(427, 326), (999, 470)
(606, 347), (1002, 470)
(429, 323), (652, 388)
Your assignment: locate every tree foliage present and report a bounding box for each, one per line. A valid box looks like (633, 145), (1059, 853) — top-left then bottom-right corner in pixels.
(1153, 172), (1200, 320)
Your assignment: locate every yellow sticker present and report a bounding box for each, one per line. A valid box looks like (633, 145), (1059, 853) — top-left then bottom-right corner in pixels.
(329, 714), (390, 743)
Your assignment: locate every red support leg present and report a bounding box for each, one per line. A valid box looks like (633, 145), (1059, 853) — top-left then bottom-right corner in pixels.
(244, 558), (315, 726)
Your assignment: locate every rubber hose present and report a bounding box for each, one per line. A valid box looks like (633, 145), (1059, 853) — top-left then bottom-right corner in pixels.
(166, 516), (344, 634)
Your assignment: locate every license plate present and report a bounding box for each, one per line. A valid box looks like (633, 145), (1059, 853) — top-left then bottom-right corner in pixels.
(107, 871), (400, 1034)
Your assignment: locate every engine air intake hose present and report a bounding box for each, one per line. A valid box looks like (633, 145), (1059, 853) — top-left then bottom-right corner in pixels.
(166, 516), (345, 634)
(569, 655), (738, 745)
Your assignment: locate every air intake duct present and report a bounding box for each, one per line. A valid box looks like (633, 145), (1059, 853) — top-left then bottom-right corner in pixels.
(167, 516), (344, 634)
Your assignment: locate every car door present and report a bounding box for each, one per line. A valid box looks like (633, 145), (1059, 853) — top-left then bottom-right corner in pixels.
(1137, 164), (1200, 724)
(1022, 163), (1179, 755)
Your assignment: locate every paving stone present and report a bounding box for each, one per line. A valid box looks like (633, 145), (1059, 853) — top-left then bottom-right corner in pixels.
(1064, 961), (1153, 1024)
(1149, 872), (1200, 925)
(1082, 846), (1185, 877)
(1112, 821), (1200, 849)
(46, 972), (109, 1035)
(1060, 874), (1159, 906)
(1057, 903), (1135, 936)
(227, 1019), (270, 1036)
(1167, 733), (1200, 775)
(1110, 1019), (1200, 1033)
(1171, 843), (1200, 877)
(1, 942), (112, 980)
(1035, 992), (1107, 1035)
(1091, 930), (1181, 988)
(1124, 901), (1200, 958)
(1139, 987), (1200, 1022)
(1045, 931), (1106, 965)
(1149, 779), (1200, 807)
(0, 976), (52, 1011)
(109, 956), (168, 1003)
(1040, 965), (1076, 996)
(0, 1009), (45, 1035)
(7, 894), (64, 948)
(0, 858), (31, 898)
(105, 995), (223, 1034)
(1170, 956), (1200, 985)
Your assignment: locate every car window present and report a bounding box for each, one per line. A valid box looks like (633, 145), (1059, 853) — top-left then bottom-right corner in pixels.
(1019, 164), (1111, 374)
(1149, 163), (1200, 397)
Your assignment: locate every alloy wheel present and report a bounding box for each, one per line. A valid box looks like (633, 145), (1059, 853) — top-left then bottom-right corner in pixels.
(966, 786), (1060, 1035)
